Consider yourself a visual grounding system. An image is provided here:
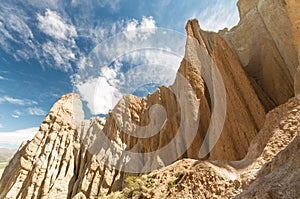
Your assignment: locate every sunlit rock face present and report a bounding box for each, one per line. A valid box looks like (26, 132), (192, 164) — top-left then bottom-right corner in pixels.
(0, 0), (300, 198)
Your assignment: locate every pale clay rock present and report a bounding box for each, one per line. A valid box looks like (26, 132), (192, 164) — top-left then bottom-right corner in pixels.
(295, 66), (300, 97)
(221, 0), (299, 110)
(0, 0), (300, 198)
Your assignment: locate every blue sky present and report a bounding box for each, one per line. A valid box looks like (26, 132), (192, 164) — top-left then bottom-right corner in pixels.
(0, 0), (239, 148)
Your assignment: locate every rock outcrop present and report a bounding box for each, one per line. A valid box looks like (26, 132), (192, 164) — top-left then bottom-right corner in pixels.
(220, 0), (299, 111)
(0, 0), (300, 198)
(286, 0), (300, 91)
(295, 66), (300, 97)
(186, 21), (266, 160)
(104, 97), (300, 199)
(0, 94), (84, 198)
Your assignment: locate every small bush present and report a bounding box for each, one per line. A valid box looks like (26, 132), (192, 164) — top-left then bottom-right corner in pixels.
(167, 171), (184, 189)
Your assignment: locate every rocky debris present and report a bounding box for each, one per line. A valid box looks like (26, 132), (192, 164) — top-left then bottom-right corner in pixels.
(103, 97), (300, 199)
(0, 0), (300, 198)
(234, 98), (300, 198)
(172, 97), (300, 199)
(236, 136), (300, 198)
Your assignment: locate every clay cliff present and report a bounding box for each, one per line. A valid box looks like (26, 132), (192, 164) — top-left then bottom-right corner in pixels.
(103, 97), (300, 198)
(0, 0), (299, 198)
(223, 0), (298, 111)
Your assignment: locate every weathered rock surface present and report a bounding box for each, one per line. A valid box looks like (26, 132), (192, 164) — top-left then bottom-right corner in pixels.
(220, 0), (299, 111)
(296, 66), (300, 97)
(286, 0), (300, 97)
(0, 0), (300, 198)
(0, 95), (130, 198)
(186, 22), (266, 160)
(104, 97), (300, 198)
(0, 94), (83, 198)
(0, 94), (94, 198)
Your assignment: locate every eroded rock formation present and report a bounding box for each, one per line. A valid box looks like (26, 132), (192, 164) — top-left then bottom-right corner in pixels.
(0, 94), (84, 198)
(0, 0), (299, 198)
(104, 98), (299, 198)
(221, 0), (299, 110)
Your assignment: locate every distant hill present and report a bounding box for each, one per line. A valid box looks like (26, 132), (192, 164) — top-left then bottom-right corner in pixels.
(0, 148), (16, 163)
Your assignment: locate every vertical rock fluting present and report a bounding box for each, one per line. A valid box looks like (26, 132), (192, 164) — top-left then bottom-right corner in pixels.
(0, 95), (130, 199)
(221, 0), (299, 111)
(133, 97), (299, 199)
(0, 0), (300, 198)
(95, 18), (266, 164)
(285, 0), (300, 97)
(185, 20), (266, 160)
(0, 24), (267, 197)
(0, 94), (84, 198)
(295, 67), (300, 97)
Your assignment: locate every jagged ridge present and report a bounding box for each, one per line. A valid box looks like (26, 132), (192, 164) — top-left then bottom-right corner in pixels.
(0, 0), (299, 198)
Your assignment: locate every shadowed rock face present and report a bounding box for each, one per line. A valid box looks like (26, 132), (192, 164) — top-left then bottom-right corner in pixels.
(0, 0), (299, 198)
(296, 67), (300, 97)
(185, 20), (266, 160)
(221, 0), (300, 111)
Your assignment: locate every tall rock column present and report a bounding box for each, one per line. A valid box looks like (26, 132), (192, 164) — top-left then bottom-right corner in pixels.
(286, 0), (300, 97)
(184, 19), (266, 160)
(0, 94), (84, 198)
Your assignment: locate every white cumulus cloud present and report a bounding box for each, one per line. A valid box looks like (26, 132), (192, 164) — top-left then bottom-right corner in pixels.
(124, 16), (157, 40)
(76, 76), (122, 114)
(37, 9), (77, 41)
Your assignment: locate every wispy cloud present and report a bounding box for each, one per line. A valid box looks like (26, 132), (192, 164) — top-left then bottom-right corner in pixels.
(71, 0), (121, 12)
(0, 127), (38, 148)
(0, 2), (34, 57)
(98, 0), (121, 12)
(74, 16), (185, 115)
(27, 107), (46, 116)
(41, 41), (76, 71)
(0, 96), (37, 106)
(0, 3), (79, 71)
(76, 51), (181, 115)
(12, 110), (21, 119)
(0, 75), (7, 80)
(195, 0), (239, 31)
(0, 124), (3, 129)
(0, 1), (136, 73)
(37, 9), (77, 41)
(36, 9), (79, 71)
